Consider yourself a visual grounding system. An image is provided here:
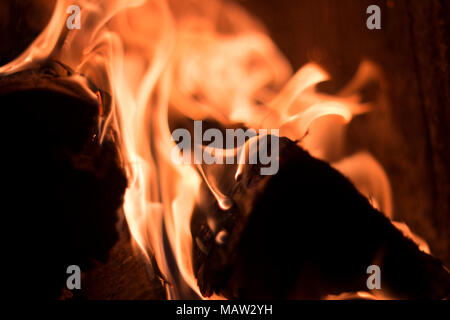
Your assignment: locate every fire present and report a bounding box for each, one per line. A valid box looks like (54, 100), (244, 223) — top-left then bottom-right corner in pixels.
(0, 0), (431, 299)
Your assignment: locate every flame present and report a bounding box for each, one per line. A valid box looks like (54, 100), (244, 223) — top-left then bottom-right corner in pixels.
(1, 0), (431, 299)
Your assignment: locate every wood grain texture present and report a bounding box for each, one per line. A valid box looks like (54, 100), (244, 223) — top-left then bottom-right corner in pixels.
(81, 233), (166, 300)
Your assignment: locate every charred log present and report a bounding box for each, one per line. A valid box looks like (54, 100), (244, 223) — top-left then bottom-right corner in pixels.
(1, 61), (126, 298)
(191, 137), (450, 299)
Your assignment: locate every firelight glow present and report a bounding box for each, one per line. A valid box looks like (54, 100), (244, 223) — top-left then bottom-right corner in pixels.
(0, 0), (430, 299)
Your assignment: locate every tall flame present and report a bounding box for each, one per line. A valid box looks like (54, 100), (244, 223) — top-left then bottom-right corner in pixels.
(0, 0), (429, 299)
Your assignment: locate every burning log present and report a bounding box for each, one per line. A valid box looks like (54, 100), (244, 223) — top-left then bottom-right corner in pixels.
(191, 137), (450, 299)
(1, 61), (127, 298)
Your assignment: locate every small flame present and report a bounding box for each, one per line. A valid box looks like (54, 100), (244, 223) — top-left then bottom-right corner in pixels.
(1, 0), (430, 299)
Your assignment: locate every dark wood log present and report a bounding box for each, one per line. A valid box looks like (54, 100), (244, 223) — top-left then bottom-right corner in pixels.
(191, 137), (450, 299)
(1, 61), (127, 299)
